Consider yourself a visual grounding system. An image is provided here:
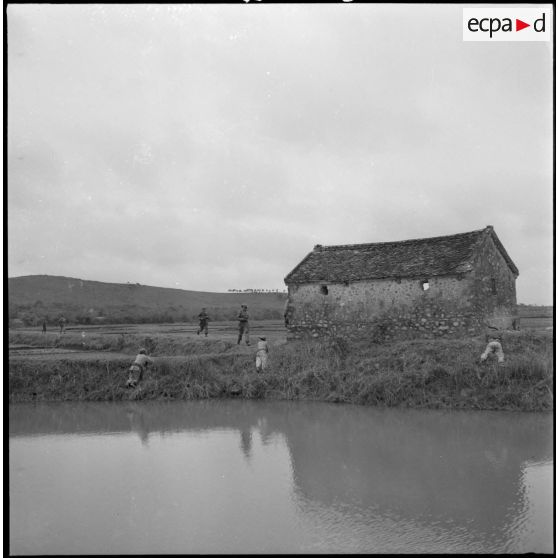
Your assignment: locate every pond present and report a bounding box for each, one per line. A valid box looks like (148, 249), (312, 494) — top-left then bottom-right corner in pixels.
(9, 400), (553, 554)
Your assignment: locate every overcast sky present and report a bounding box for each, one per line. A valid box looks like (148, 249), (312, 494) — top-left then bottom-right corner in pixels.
(7, 4), (553, 303)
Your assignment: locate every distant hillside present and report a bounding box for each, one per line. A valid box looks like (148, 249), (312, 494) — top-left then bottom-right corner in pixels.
(8, 275), (287, 326)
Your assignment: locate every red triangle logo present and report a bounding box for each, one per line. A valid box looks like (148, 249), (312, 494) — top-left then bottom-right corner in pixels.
(516, 19), (530, 31)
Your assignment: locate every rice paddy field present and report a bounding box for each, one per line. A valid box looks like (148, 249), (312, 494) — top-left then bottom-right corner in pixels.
(517, 316), (553, 331)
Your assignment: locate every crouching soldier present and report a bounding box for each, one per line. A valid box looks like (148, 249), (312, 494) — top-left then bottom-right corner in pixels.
(126, 348), (154, 388)
(255, 336), (269, 372)
(480, 328), (505, 366)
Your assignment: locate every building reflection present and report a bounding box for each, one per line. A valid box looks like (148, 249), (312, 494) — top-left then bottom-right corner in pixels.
(263, 404), (552, 549)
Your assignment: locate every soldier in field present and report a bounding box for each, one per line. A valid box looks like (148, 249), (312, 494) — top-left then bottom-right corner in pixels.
(480, 327), (505, 365)
(126, 348), (154, 388)
(237, 304), (250, 345)
(197, 308), (210, 336)
(255, 336), (269, 372)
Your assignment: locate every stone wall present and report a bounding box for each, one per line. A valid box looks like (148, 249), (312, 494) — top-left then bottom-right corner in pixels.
(285, 238), (518, 342)
(467, 235), (518, 330)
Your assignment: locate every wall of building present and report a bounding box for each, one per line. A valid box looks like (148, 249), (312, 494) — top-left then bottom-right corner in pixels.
(285, 239), (518, 342)
(468, 235), (518, 330)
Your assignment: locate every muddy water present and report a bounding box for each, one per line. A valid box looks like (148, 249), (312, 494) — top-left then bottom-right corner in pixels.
(9, 401), (553, 554)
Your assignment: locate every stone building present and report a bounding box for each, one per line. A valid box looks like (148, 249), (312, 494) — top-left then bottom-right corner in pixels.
(283, 226), (519, 342)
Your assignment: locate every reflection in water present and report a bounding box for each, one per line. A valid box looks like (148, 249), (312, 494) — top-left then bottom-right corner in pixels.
(240, 427), (253, 460)
(9, 401), (553, 554)
(125, 404), (149, 446)
(278, 405), (552, 553)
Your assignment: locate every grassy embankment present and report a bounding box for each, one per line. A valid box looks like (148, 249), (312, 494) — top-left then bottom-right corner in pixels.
(9, 328), (553, 411)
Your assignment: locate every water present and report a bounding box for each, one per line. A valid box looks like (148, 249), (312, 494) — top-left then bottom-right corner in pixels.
(9, 400), (553, 554)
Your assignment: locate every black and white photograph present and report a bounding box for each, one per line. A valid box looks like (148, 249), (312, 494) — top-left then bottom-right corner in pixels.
(7, 2), (554, 555)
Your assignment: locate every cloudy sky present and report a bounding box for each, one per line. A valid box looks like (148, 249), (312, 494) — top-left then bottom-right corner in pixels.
(7, 4), (553, 303)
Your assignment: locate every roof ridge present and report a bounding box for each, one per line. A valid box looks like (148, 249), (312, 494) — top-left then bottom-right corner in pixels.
(317, 227), (488, 252)
(283, 251), (314, 283)
(486, 228), (519, 276)
(283, 226), (518, 285)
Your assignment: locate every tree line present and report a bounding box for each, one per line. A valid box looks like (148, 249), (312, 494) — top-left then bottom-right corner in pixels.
(227, 288), (287, 293)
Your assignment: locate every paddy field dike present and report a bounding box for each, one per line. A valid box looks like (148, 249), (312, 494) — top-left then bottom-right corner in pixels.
(8, 320), (553, 412)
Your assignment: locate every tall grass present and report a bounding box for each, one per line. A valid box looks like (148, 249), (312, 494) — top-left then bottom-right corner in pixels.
(8, 331), (553, 410)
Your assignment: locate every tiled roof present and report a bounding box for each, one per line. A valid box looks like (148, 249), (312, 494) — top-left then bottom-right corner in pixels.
(284, 226), (518, 284)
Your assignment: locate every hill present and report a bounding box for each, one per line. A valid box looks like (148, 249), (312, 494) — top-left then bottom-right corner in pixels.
(8, 275), (287, 325)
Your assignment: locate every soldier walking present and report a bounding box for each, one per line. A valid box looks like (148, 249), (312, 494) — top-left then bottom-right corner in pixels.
(237, 304), (250, 345)
(197, 308), (210, 336)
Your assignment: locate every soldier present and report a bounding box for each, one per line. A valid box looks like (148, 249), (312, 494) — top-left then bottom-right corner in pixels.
(42, 319), (47, 336)
(283, 299), (292, 327)
(237, 304), (250, 345)
(197, 308), (210, 336)
(480, 327), (505, 365)
(255, 336), (269, 372)
(126, 348), (154, 388)
(58, 316), (66, 334)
